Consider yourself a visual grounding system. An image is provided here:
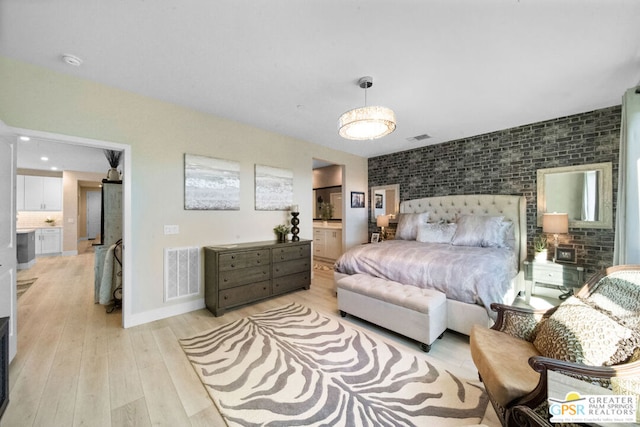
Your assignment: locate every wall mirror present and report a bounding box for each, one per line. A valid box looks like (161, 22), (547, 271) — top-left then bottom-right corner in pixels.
(370, 184), (400, 223)
(313, 186), (342, 220)
(537, 162), (613, 229)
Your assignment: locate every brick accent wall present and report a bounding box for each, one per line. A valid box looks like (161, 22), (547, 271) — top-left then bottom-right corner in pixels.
(368, 106), (621, 274)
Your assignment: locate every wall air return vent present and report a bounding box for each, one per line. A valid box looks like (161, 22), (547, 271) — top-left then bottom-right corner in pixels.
(164, 247), (200, 301)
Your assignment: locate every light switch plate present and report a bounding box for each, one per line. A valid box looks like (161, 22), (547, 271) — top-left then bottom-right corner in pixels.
(164, 225), (179, 235)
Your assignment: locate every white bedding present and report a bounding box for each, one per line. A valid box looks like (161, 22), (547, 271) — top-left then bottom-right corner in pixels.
(334, 240), (518, 312)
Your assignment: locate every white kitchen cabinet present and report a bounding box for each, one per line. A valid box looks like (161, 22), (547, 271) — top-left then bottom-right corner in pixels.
(36, 228), (62, 255)
(23, 175), (62, 211)
(16, 174), (24, 211)
(313, 227), (342, 261)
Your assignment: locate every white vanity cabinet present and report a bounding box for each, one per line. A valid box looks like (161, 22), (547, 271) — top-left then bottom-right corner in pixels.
(313, 226), (342, 261)
(36, 228), (62, 255)
(22, 175), (62, 211)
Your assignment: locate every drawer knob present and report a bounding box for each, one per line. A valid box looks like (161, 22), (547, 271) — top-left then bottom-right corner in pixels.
(231, 264), (235, 268)
(224, 296), (228, 300)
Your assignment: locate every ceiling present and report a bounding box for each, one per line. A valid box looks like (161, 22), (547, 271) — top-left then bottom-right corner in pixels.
(2, 1), (639, 161)
(16, 137), (109, 174)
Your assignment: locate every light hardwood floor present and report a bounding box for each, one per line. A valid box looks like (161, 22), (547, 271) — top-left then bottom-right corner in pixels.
(3, 248), (502, 427)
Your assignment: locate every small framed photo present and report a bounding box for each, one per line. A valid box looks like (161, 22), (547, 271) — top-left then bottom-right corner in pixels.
(371, 233), (380, 243)
(351, 191), (365, 208)
(555, 247), (576, 264)
(375, 194), (383, 209)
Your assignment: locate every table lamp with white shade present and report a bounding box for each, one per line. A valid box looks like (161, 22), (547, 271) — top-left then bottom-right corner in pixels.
(376, 214), (389, 241)
(543, 213), (569, 261)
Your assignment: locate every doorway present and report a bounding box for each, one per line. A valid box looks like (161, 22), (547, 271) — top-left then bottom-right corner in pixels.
(11, 126), (131, 329)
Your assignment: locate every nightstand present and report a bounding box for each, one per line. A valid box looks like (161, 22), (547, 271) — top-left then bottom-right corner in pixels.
(523, 260), (584, 303)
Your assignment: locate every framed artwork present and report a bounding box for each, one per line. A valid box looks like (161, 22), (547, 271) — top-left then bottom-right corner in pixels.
(184, 154), (240, 210)
(555, 247), (577, 264)
(255, 164), (293, 210)
(351, 191), (365, 208)
(375, 194), (383, 209)
(370, 233), (380, 243)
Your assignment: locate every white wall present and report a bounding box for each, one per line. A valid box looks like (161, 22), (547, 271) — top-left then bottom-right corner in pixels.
(0, 56), (368, 325)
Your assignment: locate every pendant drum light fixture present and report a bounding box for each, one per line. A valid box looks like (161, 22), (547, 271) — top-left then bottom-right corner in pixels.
(338, 76), (396, 140)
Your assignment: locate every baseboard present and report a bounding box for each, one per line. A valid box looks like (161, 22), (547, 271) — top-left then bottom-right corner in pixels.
(124, 298), (206, 328)
(17, 259), (36, 270)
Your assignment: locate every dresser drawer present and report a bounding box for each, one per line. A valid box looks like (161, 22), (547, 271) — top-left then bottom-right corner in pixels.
(219, 280), (271, 308)
(532, 265), (582, 286)
(272, 271), (310, 295)
(272, 244), (311, 263)
(219, 249), (269, 270)
(219, 265), (270, 289)
(272, 258), (310, 278)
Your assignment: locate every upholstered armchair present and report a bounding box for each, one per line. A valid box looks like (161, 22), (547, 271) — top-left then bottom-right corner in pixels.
(470, 265), (640, 427)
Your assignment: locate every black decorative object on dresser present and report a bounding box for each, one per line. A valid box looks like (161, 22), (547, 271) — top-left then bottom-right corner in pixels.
(290, 212), (300, 241)
(204, 240), (311, 316)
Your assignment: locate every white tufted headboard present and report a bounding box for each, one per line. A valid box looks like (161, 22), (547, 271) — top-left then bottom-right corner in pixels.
(400, 194), (527, 266)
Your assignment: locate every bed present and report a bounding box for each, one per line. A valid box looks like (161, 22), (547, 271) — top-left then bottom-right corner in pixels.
(334, 194), (527, 335)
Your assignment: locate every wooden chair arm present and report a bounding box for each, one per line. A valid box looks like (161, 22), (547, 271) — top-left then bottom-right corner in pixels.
(507, 405), (551, 427)
(510, 358), (640, 420)
(490, 303), (557, 341)
(529, 356), (640, 380)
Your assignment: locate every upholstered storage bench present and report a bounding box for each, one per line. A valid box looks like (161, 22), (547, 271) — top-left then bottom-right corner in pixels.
(336, 274), (447, 352)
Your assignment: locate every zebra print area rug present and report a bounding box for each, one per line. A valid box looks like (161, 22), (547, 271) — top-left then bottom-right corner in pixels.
(180, 303), (489, 426)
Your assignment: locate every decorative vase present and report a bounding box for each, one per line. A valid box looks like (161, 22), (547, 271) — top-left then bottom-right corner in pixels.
(107, 168), (120, 181)
(278, 232), (287, 243)
(535, 250), (548, 262)
(290, 212), (300, 241)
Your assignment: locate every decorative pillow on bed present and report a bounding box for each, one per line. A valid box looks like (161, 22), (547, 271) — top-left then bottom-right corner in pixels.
(533, 296), (640, 366)
(488, 220), (515, 249)
(395, 212), (430, 240)
(451, 214), (507, 247)
(416, 223), (457, 244)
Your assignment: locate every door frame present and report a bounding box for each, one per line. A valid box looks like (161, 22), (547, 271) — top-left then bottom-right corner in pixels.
(12, 126), (133, 327)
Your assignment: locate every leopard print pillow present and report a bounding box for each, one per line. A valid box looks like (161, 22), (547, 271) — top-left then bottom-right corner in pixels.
(533, 296), (640, 366)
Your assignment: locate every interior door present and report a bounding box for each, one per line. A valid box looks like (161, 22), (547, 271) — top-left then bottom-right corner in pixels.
(86, 191), (101, 239)
(0, 120), (17, 362)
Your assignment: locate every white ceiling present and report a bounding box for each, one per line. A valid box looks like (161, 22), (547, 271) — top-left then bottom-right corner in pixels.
(16, 137), (110, 174)
(2, 0), (639, 161)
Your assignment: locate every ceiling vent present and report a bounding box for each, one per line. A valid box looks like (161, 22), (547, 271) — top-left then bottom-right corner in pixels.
(406, 133), (431, 142)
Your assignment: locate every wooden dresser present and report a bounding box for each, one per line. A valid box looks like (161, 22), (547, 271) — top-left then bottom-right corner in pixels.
(204, 240), (311, 316)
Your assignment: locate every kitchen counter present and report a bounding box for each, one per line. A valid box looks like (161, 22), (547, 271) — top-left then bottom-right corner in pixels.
(313, 222), (343, 229)
(18, 226), (63, 230)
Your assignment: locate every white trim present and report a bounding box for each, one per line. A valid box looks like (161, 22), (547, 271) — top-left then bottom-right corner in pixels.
(126, 298), (206, 328)
(10, 127), (133, 328)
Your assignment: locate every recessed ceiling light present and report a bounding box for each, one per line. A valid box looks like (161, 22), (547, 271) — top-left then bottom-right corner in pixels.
(62, 53), (83, 67)
(50, 167), (58, 171)
(19, 136), (30, 141)
(40, 156), (49, 161)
